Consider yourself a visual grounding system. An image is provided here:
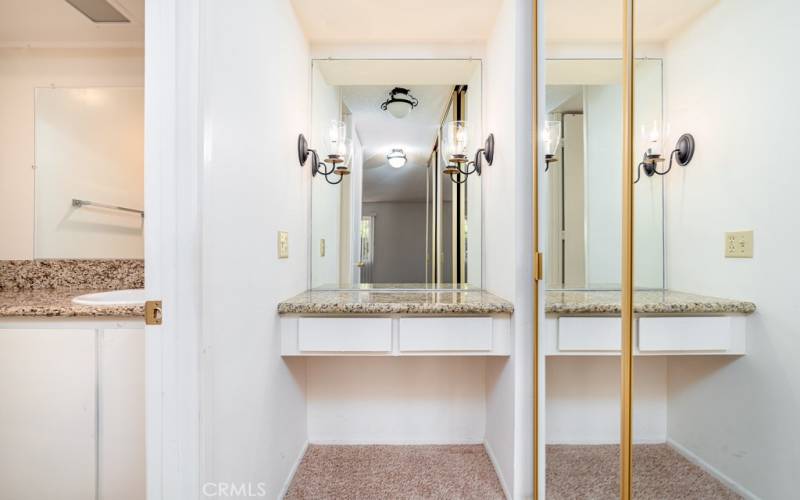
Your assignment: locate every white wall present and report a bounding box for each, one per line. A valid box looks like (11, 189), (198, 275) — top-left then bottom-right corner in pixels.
(483, 0), (534, 496)
(361, 202), (426, 283)
(199, 0), (309, 497)
(663, 0), (800, 497)
(0, 48), (144, 260)
(584, 84), (622, 288)
(310, 64), (341, 287)
(307, 358), (486, 444)
(545, 357), (666, 444)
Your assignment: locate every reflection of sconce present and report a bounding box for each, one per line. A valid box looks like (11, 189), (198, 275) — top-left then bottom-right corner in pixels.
(543, 120), (561, 172)
(380, 87), (419, 119)
(440, 120), (495, 184)
(297, 120), (353, 185)
(634, 124), (695, 183)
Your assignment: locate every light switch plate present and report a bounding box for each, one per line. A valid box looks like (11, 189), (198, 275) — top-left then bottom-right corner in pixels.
(725, 230), (753, 258)
(320, 238), (326, 257)
(278, 231), (289, 259)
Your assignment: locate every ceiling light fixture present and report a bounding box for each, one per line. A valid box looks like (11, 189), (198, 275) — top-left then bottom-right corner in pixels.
(440, 121), (495, 184)
(386, 149), (407, 169)
(297, 120), (353, 185)
(380, 88), (419, 119)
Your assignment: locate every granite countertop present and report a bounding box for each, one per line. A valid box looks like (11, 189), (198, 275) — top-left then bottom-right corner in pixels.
(0, 289), (144, 318)
(278, 289), (514, 315)
(545, 290), (756, 315)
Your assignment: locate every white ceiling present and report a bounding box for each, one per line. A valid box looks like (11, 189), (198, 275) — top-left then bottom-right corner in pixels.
(0, 0), (143, 46)
(344, 85), (452, 203)
(291, 0), (503, 43)
(545, 0), (718, 43)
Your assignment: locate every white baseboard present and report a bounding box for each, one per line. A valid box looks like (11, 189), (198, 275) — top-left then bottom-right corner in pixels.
(666, 438), (759, 500)
(483, 441), (511, 500)
(277, 440), (309, 500)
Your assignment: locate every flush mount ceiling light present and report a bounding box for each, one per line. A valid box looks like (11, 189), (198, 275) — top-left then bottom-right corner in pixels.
(634, 121), (695, 183)
(440, 121), (495, 184)
(297, 120), (353, 185)
(380, 88), (419, 119)
(64, 0), (130, 22)
(386, 149), (407, 169)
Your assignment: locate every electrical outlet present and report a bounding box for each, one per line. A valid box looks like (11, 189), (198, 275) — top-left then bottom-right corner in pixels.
(320, 238), (326, 257)
(278, 231), (289, 259)
(725, 230), (753, 258)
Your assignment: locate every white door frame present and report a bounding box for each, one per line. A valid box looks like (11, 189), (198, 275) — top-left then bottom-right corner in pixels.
(144, 1), (203, 499)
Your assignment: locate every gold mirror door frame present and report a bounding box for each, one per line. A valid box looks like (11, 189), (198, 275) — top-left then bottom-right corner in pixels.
(621, 0), (635, 499)
(532, 1), (542, 499)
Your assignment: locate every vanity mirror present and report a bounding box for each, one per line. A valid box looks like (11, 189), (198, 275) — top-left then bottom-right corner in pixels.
(544, 58), (665, 290)
(308, 59), (483, 290)
(34, 87), (144, 259)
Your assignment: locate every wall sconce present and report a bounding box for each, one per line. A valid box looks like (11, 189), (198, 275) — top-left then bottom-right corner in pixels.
(380, 87), (419, 119)
(634, 123), (695, 183)
(297, 120), (353, 185)
(386, 148), (407, 169)
(543, 120), (561, 172)
(440, 120), (494, 185)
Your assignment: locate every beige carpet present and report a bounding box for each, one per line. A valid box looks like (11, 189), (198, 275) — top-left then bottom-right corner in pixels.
(546, 444), (741, 500)
(285, 444), (505, 499)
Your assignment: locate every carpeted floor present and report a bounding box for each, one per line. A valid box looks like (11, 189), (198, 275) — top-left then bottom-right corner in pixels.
(285, 444), (505, 500)
(546, 444), (741, 500)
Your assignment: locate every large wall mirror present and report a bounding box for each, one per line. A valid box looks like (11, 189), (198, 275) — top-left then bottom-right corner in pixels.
(544, 58), (664, 290)
(34, 87), (144, 259)
(310, 59), (483, 290)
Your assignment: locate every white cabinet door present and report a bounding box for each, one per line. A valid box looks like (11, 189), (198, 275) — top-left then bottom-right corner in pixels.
(99, 329), (145, 500)
(0, 329), (97, 500)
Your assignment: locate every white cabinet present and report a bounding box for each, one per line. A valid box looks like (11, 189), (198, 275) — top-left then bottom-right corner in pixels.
(0, 329), (97, 500)
(282, 315), (511, 356)
(545, 315), (746, 356)
(0, 322), (144, 500)
(99, 329), (146, 500)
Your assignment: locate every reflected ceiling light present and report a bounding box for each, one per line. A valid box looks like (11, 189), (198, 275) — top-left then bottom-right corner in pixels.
(297, 120), (353, 185)
(634, 121), (695, 183)
(380, 87), (419, 119)
(386, 148), (407, 169)
(543, 120), (562, 172)
(440, 121), (495, 184)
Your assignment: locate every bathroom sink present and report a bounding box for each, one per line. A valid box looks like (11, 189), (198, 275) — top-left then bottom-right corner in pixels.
(72, 289), (146, 306)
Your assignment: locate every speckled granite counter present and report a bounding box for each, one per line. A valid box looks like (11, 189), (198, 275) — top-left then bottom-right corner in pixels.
(0, 289), (144, 317)
(0, 259), (145, 318)
(545, 290), (756, 315)
(278, 289), (514, 315)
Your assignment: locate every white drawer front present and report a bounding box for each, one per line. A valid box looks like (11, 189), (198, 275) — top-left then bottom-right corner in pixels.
(638, 316), (732, 351)
(298, 317), (392, 352)
(399, 317), (493, 352)
(558, 317), (621, 351)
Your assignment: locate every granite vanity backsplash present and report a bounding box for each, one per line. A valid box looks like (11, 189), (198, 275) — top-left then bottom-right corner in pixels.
(0, 259), (144, 291)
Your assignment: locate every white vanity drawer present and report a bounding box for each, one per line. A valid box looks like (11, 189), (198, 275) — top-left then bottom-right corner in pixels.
(297, 317), (392, 352)
(398, 317), (493, 352)
(558, 317), (621, 351)
(638, 316), (732, 351)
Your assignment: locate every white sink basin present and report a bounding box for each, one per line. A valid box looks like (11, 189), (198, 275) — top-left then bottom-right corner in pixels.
(72, 289), (146, 306)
